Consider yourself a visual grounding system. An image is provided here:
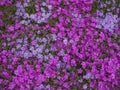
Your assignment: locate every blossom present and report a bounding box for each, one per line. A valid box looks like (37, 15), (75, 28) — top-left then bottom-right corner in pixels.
(0, 0), (120, 89)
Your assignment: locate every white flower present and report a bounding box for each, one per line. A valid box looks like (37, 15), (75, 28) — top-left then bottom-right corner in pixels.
(41, 18), (45, 21)
(30, 14), (35, 19)
(30, 46), (35, 51)
(23, 3), (28, 7)
(25, 21), (30, 25)
(56, 63), (61, 69)
(26, 0), (30, 3)
(11, 48), (16, 52)
(46, 85), (50, 89)
(16, 44), (22, 49)
(23, 13), (29, 19)
(20, 20), (26, 24)
(37, 19), (41, 24)
(47, 53), (53, 59)
(83, 84), (87, 89)
(48, 5), (52, 10)
(69, 39), (74, 43)
(37, 54), (43, 60)
(24, 52), (30, 59)
(37, 31), (41, 34)
(78, 79), (83, 83)
(32, 50), (37, 56)
(44, 56), (49, 61)
(51, 34), (57, 40)
(45, 13), (51, 18)
(35, 43), (39, 48)
(42, 2), (46, 6)
(41, 8), (46, 13)
(63, 38), (68, 45)
(7, 38), (11, 41)
(2, 42), (6, 47)
(45, 49), (49, 53)
(36, 47), (43, 53)
(42, 38), (47, 43)
(42, 13), (45, 17)
(83, 72), (92, 79)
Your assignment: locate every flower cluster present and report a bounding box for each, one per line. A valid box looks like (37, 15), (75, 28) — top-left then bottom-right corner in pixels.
(15, 0), (52, 25)
(93, 0), (120, 33)
(11, 31), (55, 61)
(0, 0), (120, 90)
(0, 0), (13, 6)
(96, 12), (119, 32)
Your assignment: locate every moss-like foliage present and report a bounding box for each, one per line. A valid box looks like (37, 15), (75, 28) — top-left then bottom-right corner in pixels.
(25, 6), (36, 15)
(90, 1), (99, 14)
(0, 6), (16, 25)
(91, 0), (120, 15)
(48, 17), (58, 26)
(71, 85), (79, 90)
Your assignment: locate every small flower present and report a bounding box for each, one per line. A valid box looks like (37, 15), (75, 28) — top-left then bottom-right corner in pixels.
(48, 5), (52, 10)
(56, 63), (61, 69)
(42, 38), (47, 43)
(81, 62), (86, 68)
(37, 54), (43, 60)
(7, 25), (14, 32)
(83, 84), (87, 89)
(42, 2), (46, 6)
(24, 51), (30, 58)
(45, 49), (49, 53)
(14, 65), (23, 75)
(36, 47), (43, 53)
(78, 79), (83, 83)
(30, 14), (35, 20)
(63, 38), (68, 45)
(32, 50), (37, 56)
(23, 13), (29, 19)
(30, 46), (35, 51)
(8, 82), (15, 90)
(37, 31), (41, 34)
(41, 7), (46, 13)
(16, 44), (22, 49)
(83, 72), (92, 79)
(23, 3), (28, 7)
(31, 40), (37, 46)
(78, 69), (82, 74)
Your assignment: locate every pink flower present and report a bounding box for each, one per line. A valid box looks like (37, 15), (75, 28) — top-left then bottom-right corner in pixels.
(8, 82), (15, 90)
(14, 65), (23, 76)
(36, 74), (45, 86)
(7, 25), (14, 32)
(81, 62), (86, 68)
(31, 40), (37, 46)
(78, 69), (82, 74)
(49, 56), (58, 65)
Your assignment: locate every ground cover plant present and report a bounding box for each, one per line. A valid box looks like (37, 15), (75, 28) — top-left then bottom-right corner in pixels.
(0, 0), (120, 90)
